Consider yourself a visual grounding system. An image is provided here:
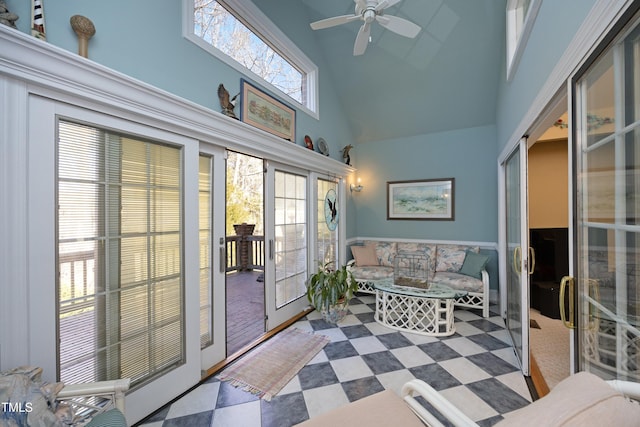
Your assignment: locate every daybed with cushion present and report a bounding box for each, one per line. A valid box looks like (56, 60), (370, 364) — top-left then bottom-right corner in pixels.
(296, 372), (640, 427)
(0, 366), (130, 426)
(348, 241), (490, 317)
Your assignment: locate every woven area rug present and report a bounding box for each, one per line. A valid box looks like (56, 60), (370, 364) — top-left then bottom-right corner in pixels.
(217, 328), (329, 401)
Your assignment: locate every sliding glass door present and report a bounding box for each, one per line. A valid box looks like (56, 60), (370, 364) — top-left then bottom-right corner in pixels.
(572, 13), (640, 381)
(503, 138), (531, 375)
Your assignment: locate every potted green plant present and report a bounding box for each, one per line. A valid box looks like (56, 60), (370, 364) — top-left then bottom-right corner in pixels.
(306, 261), (358, 323)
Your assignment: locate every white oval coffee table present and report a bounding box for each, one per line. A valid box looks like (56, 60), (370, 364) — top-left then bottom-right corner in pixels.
(373, 280), (467, 336)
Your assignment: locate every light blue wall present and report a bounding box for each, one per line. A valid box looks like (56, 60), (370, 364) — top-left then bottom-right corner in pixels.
(351, 125), (498, 242)
(4, 0), (353, 164)
(495, 0), (597, 150)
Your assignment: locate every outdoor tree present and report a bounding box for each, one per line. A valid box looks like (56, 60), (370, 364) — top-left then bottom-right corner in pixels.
(226, 152), (263, 235)
(193, 0), (303, 103)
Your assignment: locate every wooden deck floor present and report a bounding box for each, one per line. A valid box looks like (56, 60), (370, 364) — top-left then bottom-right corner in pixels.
(225, 270), (265, 355)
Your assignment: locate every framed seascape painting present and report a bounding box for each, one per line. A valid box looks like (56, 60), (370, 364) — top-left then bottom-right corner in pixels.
(387, 178), (455, 220)
(240, 79), (295, 141)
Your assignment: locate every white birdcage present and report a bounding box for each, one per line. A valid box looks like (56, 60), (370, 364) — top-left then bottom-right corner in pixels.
(394, 251), (429, 289)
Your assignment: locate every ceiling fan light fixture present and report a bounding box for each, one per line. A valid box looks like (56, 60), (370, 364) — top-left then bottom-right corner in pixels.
(310, 0), (421, 56)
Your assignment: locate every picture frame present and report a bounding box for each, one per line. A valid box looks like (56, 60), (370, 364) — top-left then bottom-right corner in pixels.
(240, 79), (295, 141)
(387, 178), (455, 220)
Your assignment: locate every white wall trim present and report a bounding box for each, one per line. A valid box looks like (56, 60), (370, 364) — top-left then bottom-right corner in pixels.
(0, 25), (348, 178)
(0, 77), (30, 370)
(346, 236), (498, 251)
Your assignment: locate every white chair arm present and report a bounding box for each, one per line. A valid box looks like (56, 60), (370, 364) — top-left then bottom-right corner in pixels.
(401, 379), (478, 427)
(57, 378), (130, 416)
(480, 270), (489, 285)
(606, 379), (640, 401)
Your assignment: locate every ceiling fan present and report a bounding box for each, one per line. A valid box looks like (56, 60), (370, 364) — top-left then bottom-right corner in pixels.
(310, 0), (421, 56)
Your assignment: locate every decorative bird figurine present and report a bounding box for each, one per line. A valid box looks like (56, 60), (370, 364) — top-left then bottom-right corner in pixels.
(327, 197), (337, 223)
(218, 84), (239, 120)
(342, 144), (353, 165)
(0, 1), (19, 29)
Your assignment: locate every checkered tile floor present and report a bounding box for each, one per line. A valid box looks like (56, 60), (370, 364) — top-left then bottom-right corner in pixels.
(137, 295), (532, 427)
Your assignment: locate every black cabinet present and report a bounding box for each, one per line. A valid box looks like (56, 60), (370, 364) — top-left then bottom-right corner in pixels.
(532, 281), (561, 319)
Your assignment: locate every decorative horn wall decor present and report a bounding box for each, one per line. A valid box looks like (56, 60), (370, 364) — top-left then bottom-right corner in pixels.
(70, 15), (95, 58)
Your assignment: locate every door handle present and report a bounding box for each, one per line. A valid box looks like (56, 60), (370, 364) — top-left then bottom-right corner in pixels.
(560, 276), (575, 329)
(512, 246), (522, 274)
(269, 239), (274, 260)
(528, 247), (535, 275)
(220, 246), (226, 273)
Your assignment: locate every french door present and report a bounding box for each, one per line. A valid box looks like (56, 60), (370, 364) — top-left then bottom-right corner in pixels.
(570, 11), (640, 382)
(503, 138), (531, 375)
(29, 98), (203, 423)
(264, 162), (310, 329)
(198, 146), (228, 369)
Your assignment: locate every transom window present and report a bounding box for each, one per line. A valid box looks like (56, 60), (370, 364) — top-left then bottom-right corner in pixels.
(184, 0), (319, 117)
(506, 0), (541, 81)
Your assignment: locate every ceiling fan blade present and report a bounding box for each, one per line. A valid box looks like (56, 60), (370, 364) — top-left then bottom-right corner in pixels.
(379, 0), (403, 9)
(310, 14), (361, 30)
(375, 0), (390, 12)
(375, 15), (421, 38)
(375, 0), (404, 12)
(353, 22), (371, 56)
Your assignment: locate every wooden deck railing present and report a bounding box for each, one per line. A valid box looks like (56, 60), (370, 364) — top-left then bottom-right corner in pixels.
(225, 235), (265, 272)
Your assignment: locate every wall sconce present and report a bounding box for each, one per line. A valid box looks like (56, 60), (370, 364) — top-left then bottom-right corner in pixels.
(350, 178), (363, 193)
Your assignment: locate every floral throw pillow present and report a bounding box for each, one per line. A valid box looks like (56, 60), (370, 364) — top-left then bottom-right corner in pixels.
(435, 246), (468, 272)
(365, 241), (396, 267)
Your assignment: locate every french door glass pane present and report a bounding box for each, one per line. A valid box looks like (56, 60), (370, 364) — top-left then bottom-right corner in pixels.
(317, 179), (338, 267)
(199, 155), (213, 348)
(576, 18), (640, 381)
(57, 120), (183, 387)
(274, 171), (307, 308)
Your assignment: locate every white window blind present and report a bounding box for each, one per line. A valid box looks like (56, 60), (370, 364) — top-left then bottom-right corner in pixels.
(199, 154), (213, 349)
(57, 120), (184, 387)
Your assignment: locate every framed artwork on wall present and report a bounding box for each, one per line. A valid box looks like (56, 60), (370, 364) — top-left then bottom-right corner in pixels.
(240, 79), (295, 141)
(387, 178), (455, 220)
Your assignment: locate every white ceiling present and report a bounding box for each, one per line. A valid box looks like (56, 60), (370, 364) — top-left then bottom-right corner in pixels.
(263, 0), (507, 143)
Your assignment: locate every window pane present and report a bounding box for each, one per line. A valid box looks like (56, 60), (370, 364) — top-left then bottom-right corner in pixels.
(274, 170), (307, 308)
(584, 50), (615, 147)
(57, 120), (184, 387)
(576, 15), (640, 382)
(193, 1), (303, 104)
(317, 179), (338, 266)
(199, 155), (213, 349)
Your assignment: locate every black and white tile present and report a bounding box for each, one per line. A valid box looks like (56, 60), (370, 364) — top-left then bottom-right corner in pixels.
(137, 296), (532, 427)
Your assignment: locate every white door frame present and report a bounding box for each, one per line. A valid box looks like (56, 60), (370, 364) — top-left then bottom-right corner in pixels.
(499, 138), (531, 375)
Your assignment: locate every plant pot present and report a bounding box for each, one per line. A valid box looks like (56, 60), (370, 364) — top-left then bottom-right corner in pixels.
(320, 299), (350, 324)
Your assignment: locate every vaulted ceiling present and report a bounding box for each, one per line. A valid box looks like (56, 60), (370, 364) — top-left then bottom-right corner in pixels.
(260, 0), (506, 144)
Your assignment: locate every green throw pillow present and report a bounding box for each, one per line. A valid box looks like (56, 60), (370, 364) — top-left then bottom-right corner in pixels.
(459, 251), (489, 279)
